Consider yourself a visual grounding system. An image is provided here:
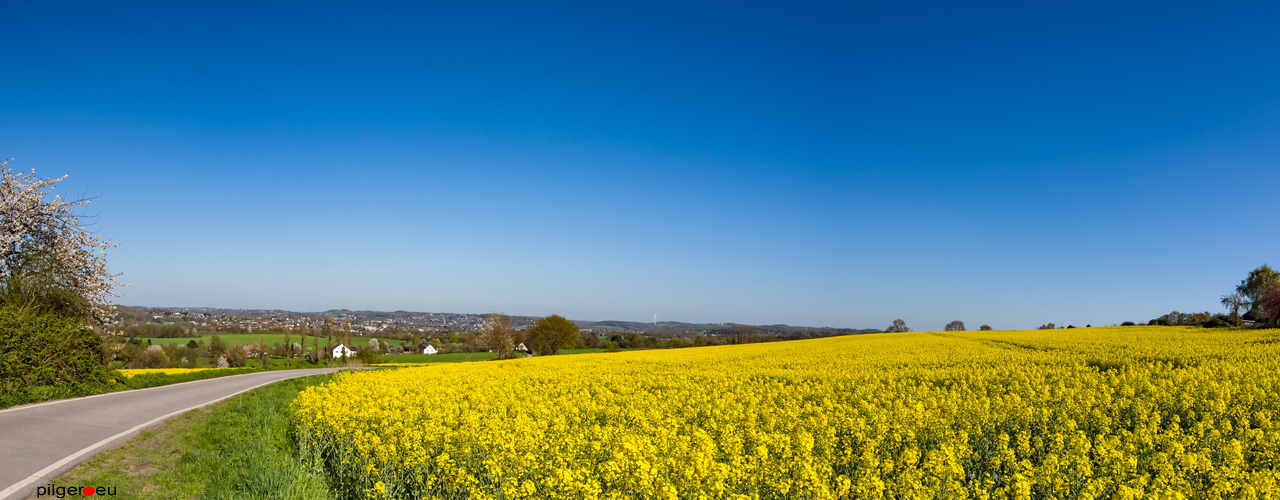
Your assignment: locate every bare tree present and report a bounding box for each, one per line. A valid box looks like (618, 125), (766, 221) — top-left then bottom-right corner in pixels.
(324, 316), (334, 354)
(944, 320), (965, 331)
(886, 319), (909, 332)
(313, 326), (322, 362)
(0, 160), (124, 324)
(480, 313), (516, 359)
(1221, 292), (1247, 325)
(257, 334), (270, 368)
(283, 329), (293, 366)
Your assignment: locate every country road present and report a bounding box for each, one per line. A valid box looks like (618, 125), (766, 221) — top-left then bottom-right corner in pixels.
(0, 368), (348, 499)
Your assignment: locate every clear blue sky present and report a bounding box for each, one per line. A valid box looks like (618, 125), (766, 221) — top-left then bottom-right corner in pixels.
(3, 0), (1278, 330)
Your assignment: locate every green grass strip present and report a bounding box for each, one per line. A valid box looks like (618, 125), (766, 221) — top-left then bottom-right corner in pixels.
(27, 375), (334, 500)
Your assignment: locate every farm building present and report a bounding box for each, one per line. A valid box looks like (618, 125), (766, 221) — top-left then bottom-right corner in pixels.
(332, 344), (354, 358)
(422, 345), (438, 355)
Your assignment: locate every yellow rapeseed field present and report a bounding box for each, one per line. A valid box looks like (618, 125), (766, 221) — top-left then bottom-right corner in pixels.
(116, 367), (220, 377)
(291, 326), (1280, 499)
(371, 363), (441, 368)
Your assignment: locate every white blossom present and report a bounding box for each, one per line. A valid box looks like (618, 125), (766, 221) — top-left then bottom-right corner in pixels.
(0, 159), (126, 325)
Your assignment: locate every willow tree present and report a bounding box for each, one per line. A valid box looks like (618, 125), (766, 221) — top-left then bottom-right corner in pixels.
(1238, 265), (1280, 321)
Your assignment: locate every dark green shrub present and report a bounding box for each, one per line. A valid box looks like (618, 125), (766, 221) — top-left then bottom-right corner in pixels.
(128, 348), (170, 369)
(226, 345), (248, 367)
(354, 346), (383, 364)
(0, 306), (110, 391)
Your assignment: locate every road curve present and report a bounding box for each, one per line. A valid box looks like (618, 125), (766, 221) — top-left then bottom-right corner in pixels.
(0, 368), (346, 499)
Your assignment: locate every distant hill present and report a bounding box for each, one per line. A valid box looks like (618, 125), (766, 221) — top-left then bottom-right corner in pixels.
(576, 319), (880, 336)
(115, 305), (881, 336)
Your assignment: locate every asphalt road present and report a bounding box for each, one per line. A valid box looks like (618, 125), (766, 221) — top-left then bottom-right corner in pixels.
(0, 368), (346, 499)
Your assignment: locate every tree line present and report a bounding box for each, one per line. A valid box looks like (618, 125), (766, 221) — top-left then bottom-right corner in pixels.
(1131, 264), (1279, 329)
(877, 264), (1280, 333)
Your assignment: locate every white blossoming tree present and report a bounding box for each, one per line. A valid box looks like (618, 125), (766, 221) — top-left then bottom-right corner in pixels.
(0, 159), (123, 325)
(479, 313), (516, 359)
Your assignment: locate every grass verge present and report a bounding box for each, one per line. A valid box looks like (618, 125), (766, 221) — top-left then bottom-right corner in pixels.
(0, 368), (262, 410)
(0, 361), (348, 410)
(26, 375), (334, 500)
(0, 368), (258, 411)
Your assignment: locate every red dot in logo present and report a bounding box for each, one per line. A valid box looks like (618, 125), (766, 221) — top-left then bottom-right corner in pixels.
(83, 486), (95, 496)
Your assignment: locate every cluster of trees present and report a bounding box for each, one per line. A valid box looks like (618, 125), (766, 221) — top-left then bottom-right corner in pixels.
(890, 266), (1280, 333)
(1038, 323), (1096, 329)
(104, 335), (266, 369)
(117, 323), (200, 338)
(884, 319), (992, 333)
(1029, 265), (1280, 330)
(1131, 265), (1280, 329)
(103, 329), (392, 369)
(941, 320), (992, 331)
(477, 313), (581, 359)
(1014, 266), (1280, 330)
(1225, 264), (1280, 325)
(1144, 311), (1231, 328)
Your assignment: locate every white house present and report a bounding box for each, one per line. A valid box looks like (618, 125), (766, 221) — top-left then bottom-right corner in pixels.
(422, 345), (438, 355)
(332, 344), (354, 358)
(515, 343), (529, 353)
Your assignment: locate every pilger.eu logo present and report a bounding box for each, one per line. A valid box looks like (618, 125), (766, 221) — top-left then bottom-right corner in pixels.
(35, 484), (116, 498)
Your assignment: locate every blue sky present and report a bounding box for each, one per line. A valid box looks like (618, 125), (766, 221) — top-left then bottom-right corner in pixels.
(2, 0), (1278, 330)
